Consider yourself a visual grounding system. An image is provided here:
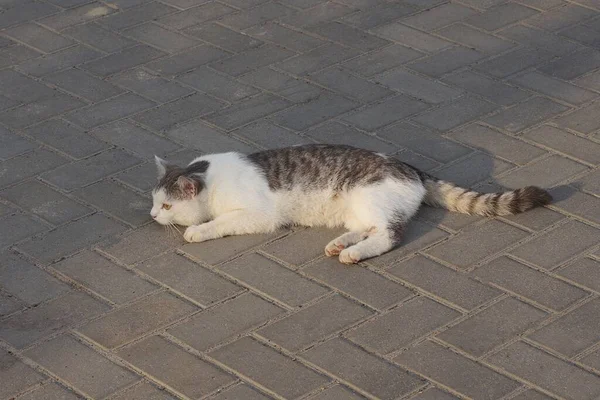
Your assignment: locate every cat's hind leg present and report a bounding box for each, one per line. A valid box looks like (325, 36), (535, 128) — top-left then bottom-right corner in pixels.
(338, 223), (404, 264)
(324, 231), (368, 257)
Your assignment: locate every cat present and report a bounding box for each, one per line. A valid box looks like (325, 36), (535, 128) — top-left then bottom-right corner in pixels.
(150, 144), (551, 264)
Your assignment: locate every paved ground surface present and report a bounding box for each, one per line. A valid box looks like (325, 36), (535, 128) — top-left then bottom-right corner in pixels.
(1, 1), (600, 399)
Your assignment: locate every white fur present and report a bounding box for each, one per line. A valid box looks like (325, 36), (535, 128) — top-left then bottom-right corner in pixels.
(151, 152), (426, 264)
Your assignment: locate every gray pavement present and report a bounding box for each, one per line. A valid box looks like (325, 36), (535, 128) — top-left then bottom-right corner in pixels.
(1, 0), (600, 399)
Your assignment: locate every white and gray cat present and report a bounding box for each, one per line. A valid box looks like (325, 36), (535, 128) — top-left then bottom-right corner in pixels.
(151, 144), (551, 264)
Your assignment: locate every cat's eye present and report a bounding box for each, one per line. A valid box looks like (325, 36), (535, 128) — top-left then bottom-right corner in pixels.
(162, 203), (172, 210)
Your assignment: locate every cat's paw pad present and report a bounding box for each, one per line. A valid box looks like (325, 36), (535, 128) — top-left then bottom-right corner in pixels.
(325, 241), (344, 257)
(184, 225), (211, 243)
(339, 249), (360, 264)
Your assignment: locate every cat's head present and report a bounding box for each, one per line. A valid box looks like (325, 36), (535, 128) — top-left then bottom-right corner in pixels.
(150, 156), (209, 226)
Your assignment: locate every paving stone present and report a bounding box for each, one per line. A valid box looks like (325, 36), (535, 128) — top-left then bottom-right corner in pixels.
(485, 97), (570, 133)
(275, 93), (359, 131)
(212, 44), (296, 77)
(409, 387), (459, 400)
(415, 95), (497, 131)
(92, 120), (181, 158)
(38, 2), (115, 30)
(303, 338), (424, 399)
(258, 294), (372, 351)
(276, 43), (359, 76)
(309, 21), (390, 51)
(0, 44), (41, 69)
(560, 23), (600, 48)
(18, 213), (127, 263)
(510, 220), (599, 269)
(551, 185), (600, 224)
(368, 220), (450, 268)
(439, 297), (547, 356)
(185, 23), (263, 53)
(18, 45), (102, 77)
(375, 68), (463, 104)
(0, 249), (69, 305)
(0, 349), (45, 399)
(414, 205), (482, 232)
(3, 22), (74, 53)
(0, 292), (24, 318)
(62, 22), (136, 53)
(169, 292), (284, 351)
(139, 252), (242, 306)
(511, 72), (598, 105)
(299, 385), (365, 400)
(558, 257), (600, 293)
(0, 1), (59, 29)
(177, 66), (259, 102)
(79, 291), (196, 348)
(0, 127), (34, 160)
(474, 255), (588, 311)
(207, 384), (270, 400)
(306, 121), (396, 153)
(555, 101), (600, 134)
(245, 22), (324, 52)
(401, 3), (477, 31)
(100, 1), (179, 31)
(54, 250), (157, 304)
(15, 382), (83, 400)
(109, 69), (192, 104)
(499, 24), (581, 56)
(0, 149), (68, 189)
(343, 45), (424, 77)
(167, 119), (255, 152)
(44, 68), (124, 103)
(408, 47), (485, 78)
(110, 381), (176, 400)
(379, 121), (473, 164)
(117, 335), (234, 398)
(240, 67), (321, 103)
(389, 255), (501, 311)
(373, 23), (452, 53)
(27, 119), (106, 159)
(488, 341), (600, 399)
(262, 227), (345, 266)
(0, 92), (86, 129)
(450, 124), (546, 165)
(25, 334), (138, 398)
(503, 205), (566, 232)
(145, 45), (229, 76)
(466, 3), (539, 31)
(510, 389), (554, 400)
(437, 24), (515, 54)
(527, 3), (597, 31)
(395, 340), (520, 400)
(343, 95), (429, 131)
(310, 67), (394, 103)
(443, 70), (530, 106)
(539, 48), (600, 80)
(0, 93), (20, 112)
(304, 257), (412, 309)
(100, 223), (185, 265)
(341, 2), (418, 29)
(82, 45), (167, 77)
(73, 180), (151, 226)
(0, 212), (49, 248)
(42, 149), (141, 190)
(220, 2), (297, 30)
(582, 349), (600, 370)
(123, 23), (198, 54)
(219, 252), (328, 307)
(348, 297), (460, 354)
(210, 337), (329, 398)
(427, 221), (528, 269)
(523, 125), (600, 165)
(497, 154), (588, 189)
(0, 291), (110, 348)
(132, 93), (224, 132)
(0, 69), (55, 104)
(233, 120), (310, 149)
(529, 298), (600, 356)
(474, 47), (555, 78)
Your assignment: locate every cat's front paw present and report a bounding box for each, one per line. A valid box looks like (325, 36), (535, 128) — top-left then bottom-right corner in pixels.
(324, 241), (344, 257)
(339, 248), (360, 264)
(183, 224), (214, 243)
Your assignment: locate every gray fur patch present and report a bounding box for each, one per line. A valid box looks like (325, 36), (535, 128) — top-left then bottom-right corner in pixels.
(155, 160), (209, 199)
(247, 144), (420, 191)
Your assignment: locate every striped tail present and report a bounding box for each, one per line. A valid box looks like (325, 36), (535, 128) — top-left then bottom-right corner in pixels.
(421, 175), (552, 217)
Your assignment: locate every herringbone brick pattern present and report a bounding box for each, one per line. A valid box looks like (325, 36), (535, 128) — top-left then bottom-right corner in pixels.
(1, 0), (600, 399)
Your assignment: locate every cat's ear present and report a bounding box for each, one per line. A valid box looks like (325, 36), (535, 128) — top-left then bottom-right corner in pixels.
(176, 175), (201, 198)
(155, 155), (169, 179)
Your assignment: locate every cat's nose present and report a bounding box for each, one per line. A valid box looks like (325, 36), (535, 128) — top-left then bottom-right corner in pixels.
(150, 211), (157, 219)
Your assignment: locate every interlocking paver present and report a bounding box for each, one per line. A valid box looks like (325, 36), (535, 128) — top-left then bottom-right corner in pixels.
(2, 3), (600, 400)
